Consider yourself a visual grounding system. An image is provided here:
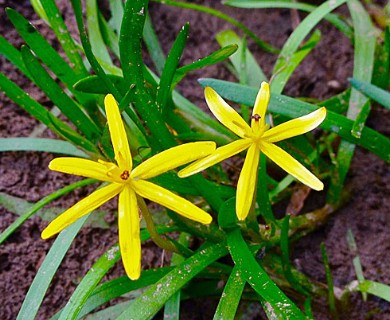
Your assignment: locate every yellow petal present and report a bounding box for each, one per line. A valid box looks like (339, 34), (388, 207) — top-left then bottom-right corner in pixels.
(131, 141), (216, 180)
(132, 180), (212, 224)
(178, 139), (252, 178)
(262, 107), (326, 143)
(251, 82), (270, 129)
(205, 87), (251, 138)
(41, 183), (123, 239)
(49, 157), (114, 183)
(236, 144), (260, 221)
(118, 186), (141, 280)
(260, 141), (323, 191)
(104, 94), (132, 170)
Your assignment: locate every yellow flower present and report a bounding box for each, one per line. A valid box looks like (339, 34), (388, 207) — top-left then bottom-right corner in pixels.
(179, 82), (326, 221)
(41, 94), (214, 280)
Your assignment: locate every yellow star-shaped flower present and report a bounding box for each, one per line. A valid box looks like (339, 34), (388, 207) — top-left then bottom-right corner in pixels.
(41, 94), (214, 280)
(179, 82), (326, 221)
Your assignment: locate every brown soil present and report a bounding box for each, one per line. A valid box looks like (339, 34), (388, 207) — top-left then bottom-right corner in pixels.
(1, 0), (389, 319)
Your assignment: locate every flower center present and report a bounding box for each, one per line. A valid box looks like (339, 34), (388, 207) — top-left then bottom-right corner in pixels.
(251, 114), (261, 121)
(120, 170), (130, 180)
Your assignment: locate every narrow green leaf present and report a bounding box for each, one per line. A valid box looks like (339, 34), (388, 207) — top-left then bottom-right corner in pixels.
(216, 30), (266, 86)
(87, 0), (113, 67)
(71, 0), (122, 100)
(151, 0), (278, 53)
(6, 8), (83, 92)
(272, 0), (348, 94)
(321, 243), (338, 318)
(108, 0), (124, 35)
(0, 179), (96, 245)
(157, 23), (189, 114)
(224, 0), (353, 39)
(0, 35), (31, 79)
(0, 72), (97, 153)
(21, 45), (101, 140)
(198, 79), (390, 163)
(272, 29), (321, 94)
(213, 265), (245, 320)
(358, 280), (390, 302)
(16, 215), (89, 320)
(0, 138), (88, 157)
(349, 78), (390, 110)
(173, 44), (238, 88)
(227, 229), (305, 318)
(74, 75), (128, 95)
(143, 13), (166, 75)
(39, 0), (88, 75)
(116, 243), (228, 320)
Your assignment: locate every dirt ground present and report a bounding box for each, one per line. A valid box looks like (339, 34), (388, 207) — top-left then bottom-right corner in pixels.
(0, 0), (389, 319)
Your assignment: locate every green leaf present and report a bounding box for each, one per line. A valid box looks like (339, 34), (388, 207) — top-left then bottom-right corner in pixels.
(198, 79), (390, 163)
(0, 72), (98, 154)
(0, 138), (88, 157)
(173, 44), (238, 88)
(157, 23), (189, 114)
(143, 13), (166, 75)
(39, 0), (88, 75)
(272, 29), (321, 94)
(0, 35), (32, 79)
(116, 243), (228, 320)
(224, 0), (353, 39)
(216, 30), (266, 86)
(358, 280), (390, 302)
(74, 75), (128, 95)
(213, 265), (245, 319)
(20, 45), (101, 140)
(321, 243), (338, 318)
(271, 0), (348, 94)
(86, 0), (113, 68)
(349, 78), (390, 110)
(227, 228), (305, 318)
(16, 215), (89, 320)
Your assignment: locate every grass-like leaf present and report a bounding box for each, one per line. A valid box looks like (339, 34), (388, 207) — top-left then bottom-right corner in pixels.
(224, 0), (353, 39)
(272, 0), (348, 94)
(349, 78), (390, 110)
(116, 243), (228, 320)
(358, 280), (390, 302)
(0, 138), (88, 157)
(16, 215), (89, 320)
(216, 30), (267, 86)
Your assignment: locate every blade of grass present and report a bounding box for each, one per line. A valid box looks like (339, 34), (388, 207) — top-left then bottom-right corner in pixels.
(157, 23), (189, 114)
(216, 30), (267, 86)
(0, 35), (32, 79)
(87, 0), (113, 68)
(0, 179), (95, 245)
(116, 243), (228, 320)
(213, 265), (245, 320)
(349, 78), (390, 110)
(151, 0), (278, 53)
(0, 72), (98, 154)
(21, 46), (101, 140)
(16, 215), (89, 320)
(321, 243), (338, 319)
(0, 138), (88, 157)
(346, 229), (366, 301)
(328, 0), (376, 205)
(271, 0), (348, 94)
(143, 13), (166, 75)
(55, 226), (178, 320)
(272, 29), (321, 94)
(224, 0), (353, 39)
(199, 79), (390, 163)
(173, 44), (238, 88)
(358, 281), (390, 302)
(39, 0), (88, 75)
